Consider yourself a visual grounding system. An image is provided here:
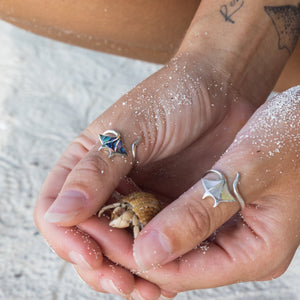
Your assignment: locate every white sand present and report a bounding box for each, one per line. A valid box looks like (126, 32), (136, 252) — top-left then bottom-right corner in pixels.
(0, 20), (299, 300)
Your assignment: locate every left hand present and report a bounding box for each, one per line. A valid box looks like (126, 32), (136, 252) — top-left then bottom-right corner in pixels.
(79, 87), (300, 293)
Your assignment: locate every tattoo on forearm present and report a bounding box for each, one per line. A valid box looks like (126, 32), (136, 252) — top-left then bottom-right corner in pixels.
(220, 0), (245, 24)
(264, 4), (300, 54)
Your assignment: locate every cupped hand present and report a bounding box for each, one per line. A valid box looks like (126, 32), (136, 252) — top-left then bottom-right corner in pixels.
(137, 86), (300, 291)
(79, 87), (300, 294)
(34, 51), (257, 299)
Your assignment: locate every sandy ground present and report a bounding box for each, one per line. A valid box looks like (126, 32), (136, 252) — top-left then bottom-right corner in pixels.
(0, 20), (299, 300)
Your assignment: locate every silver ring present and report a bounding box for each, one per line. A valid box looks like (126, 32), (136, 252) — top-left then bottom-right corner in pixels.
(232, 173), (245, 209)
(201, 170), (245, 209)
(131, 136), (141, 166)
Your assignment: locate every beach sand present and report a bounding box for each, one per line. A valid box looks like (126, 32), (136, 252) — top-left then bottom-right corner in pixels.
(0, 20), (299, 300)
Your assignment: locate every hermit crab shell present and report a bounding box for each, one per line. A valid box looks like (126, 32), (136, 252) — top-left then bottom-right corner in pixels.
(121, 192), (161, 226)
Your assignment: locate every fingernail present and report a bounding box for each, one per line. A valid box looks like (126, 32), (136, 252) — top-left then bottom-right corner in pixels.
(131, 289), (147, 300)
(44, 190), (86, 223)
(69, 251), (93, 270)
(100, 278), (124, 296)
(133, 230), (172, 270)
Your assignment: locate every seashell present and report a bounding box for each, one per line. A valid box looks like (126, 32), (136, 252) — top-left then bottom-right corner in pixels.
(98, 192), (161, 238)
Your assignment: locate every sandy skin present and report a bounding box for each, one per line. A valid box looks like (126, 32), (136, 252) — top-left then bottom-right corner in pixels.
(1, 0), (295, 298)
(0, 0), (299, 90)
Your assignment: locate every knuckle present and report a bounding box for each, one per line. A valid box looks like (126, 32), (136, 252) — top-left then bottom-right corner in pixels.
(62, 132), (111, 179)
(73, 132), (97, 152)
(56, 134), (95, 172)
(184, 198), (213, 240)
(75, 152), (110, 178)
(242, 234), (293, 281)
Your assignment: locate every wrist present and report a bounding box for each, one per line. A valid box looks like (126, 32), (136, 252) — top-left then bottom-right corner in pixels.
(177, 0), (300, 105)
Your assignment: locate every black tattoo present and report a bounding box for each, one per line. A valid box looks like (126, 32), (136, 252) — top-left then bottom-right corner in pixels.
(220, 0), (245, 24)
(264, 4), (300, 54)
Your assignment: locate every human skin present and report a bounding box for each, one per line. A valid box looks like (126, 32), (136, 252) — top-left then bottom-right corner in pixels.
(0, 0), (288, 299)
(0, 0), (299, 91)
(31, 0), (300, 299)
(68, 2), (300, 297)
(0, 0), (201, 63)
(77, 86), (300, 292)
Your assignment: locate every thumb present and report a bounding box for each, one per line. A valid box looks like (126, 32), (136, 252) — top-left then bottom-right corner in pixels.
(40, 72), (193, 226)
(39, 59), (218, 226)
(133, 139), (259, 270)
(133, 86), (300, 273)
(41, 103), (151, 226)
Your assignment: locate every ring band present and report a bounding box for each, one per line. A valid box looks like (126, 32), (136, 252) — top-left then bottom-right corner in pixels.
(201, 170), (245, 209)
(131, 136), (141, 166)
(232, 173), (245, 209)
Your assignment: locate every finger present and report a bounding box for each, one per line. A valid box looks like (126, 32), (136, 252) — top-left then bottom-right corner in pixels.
(42, 134), (138, 226)
(34, 139), (104, 269)
(78, 210), (273, 291)
(74, 257), (135, 297)
(33, 139), (136, 271)
(159, 290), (178, 300)
(42, 223), (104, 270)
(131, 277), (161, 300)
(147, 216), (268, 291)
(59, 88), (300, 291)
(40, 55), (238, 227)
(74, 202), (243, 291)
(133, 87), (300, 271)
(132, 125), (270, 270)
(33, 101), (147, 282)
(150, 212), (298, 291)
(41, 79), (177, 226)
(132, 167), (243, 270)
(78, 217), (166, 300)
(78, 215), (137, 267)
(77, 209), (260, 291)
(83, 88), (300, 291)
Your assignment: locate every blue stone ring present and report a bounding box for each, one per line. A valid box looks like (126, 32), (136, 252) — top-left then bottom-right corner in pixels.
(98, 130), (128, 158)
(98, 130), (141, 164)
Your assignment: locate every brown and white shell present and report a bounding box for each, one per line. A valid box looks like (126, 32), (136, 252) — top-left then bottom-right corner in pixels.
(98, 191), (161, 238)
(120, 192), (161, 226)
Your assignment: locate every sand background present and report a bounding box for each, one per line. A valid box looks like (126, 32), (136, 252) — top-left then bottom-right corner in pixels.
(0, 20), (299, 300)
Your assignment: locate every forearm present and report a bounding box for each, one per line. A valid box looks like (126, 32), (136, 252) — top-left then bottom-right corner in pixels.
(0, 0), (200, 63)
(179, 0), (300, 104)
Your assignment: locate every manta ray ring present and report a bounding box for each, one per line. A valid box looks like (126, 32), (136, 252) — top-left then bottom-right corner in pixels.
(201, 169), (245, 209)
(98, 129), (141, 165)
